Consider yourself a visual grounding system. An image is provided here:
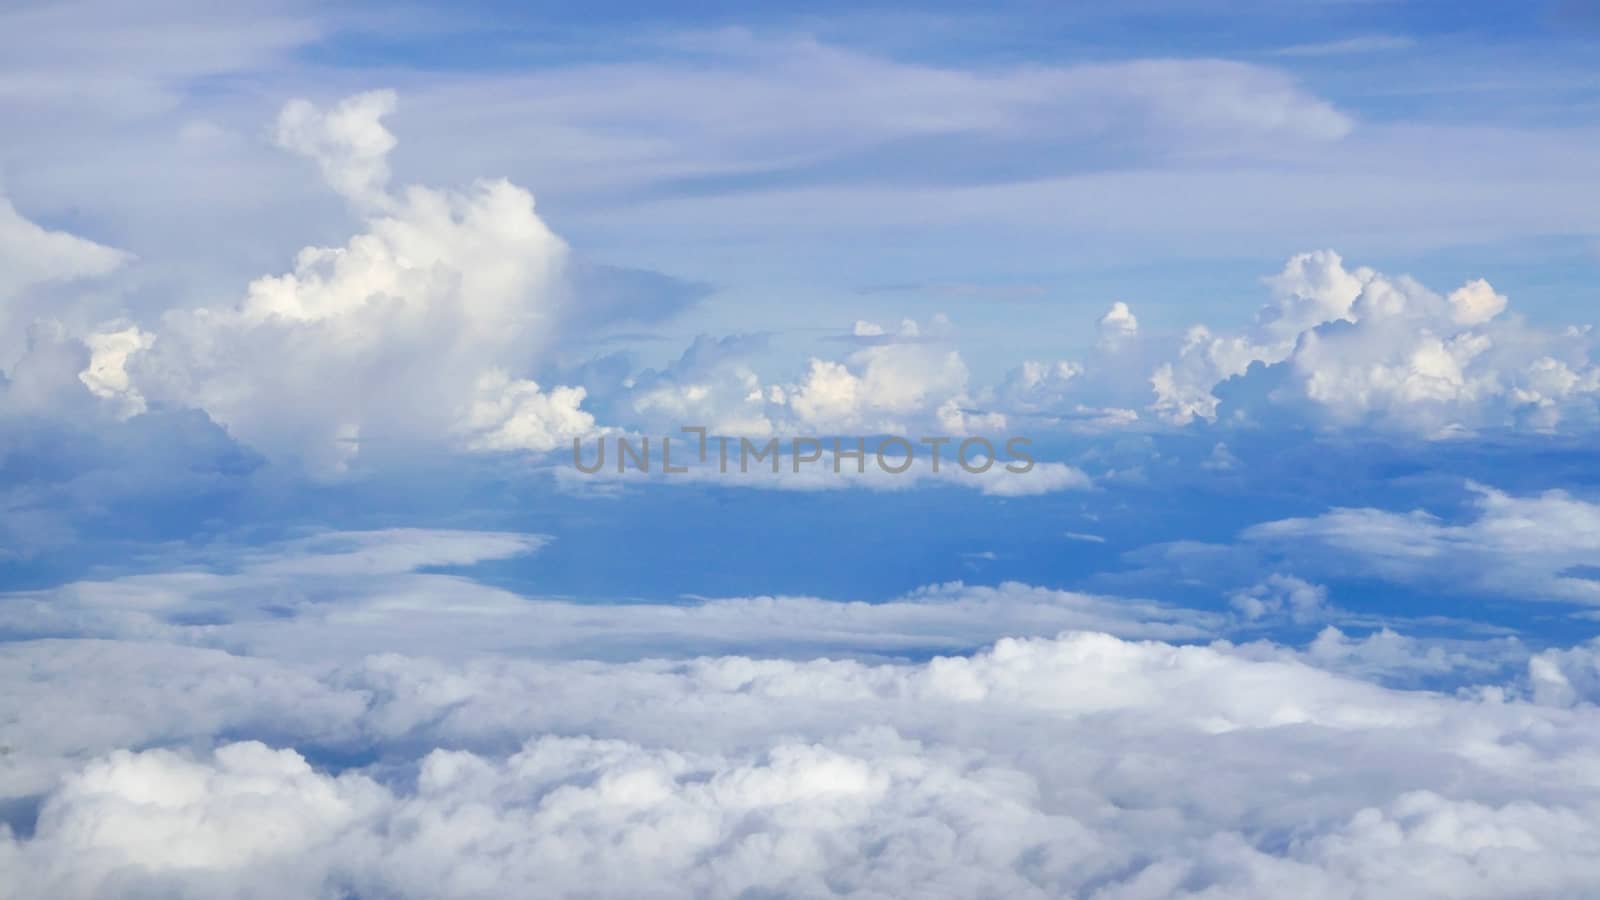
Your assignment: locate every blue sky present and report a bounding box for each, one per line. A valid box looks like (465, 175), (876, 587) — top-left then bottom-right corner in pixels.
(4, 2), (1600, 897)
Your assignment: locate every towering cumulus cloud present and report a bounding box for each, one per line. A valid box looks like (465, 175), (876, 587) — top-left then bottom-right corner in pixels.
(83, 92), (597, 470)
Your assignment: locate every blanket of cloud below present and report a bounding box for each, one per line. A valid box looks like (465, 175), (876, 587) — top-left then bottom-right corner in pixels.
(3, 529), (1600, 899)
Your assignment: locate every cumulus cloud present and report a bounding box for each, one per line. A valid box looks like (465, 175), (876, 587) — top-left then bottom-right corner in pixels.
(456, 370), (599, 453)
(994, 360), (1084, 414)
(982, 302), (1151, 431)
(77, 325), (153, 418)
(787, 318), (985, 434)
(613, 316), (1006, 441)
(621, 334), (781, 437)
(86, 92), (601, 470)
(274, 90), (399, 209)
(1151, 250), (1600, 434)
(1097, 300), (1139, 349)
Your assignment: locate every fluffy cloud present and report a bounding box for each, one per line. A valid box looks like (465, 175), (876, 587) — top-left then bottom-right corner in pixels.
(1153, 250), (1600, 434)
(620, 334), (781, 437)
(273, 90), (398, 209)
(5, 625), (1600, 898)
(787, 317), (990, 435)
(1097, 300), (1139, 349)
(613, 317), (1006, 440)
(456, 370), (598, 453)
(79, 92), (597, 470)
(77, 326), (154, 418)
(1528, 639), (1600, 707)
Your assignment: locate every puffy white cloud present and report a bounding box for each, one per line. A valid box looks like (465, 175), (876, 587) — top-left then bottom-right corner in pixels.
(1448, 278), (1508, 327)
(77, 325), (153, 418)
(615, 316), (1000, 440)
(1151, 250), (1365, 424)
(847, 316), (944, 343)
(1258, 248), (1369, 339)
(90, 92), (599, 470)
(788, 322), (979, 434)
(456, 370), (598, 453)
(1151, 250), (1600, 434)
(1097, 300), (1140, 348)
(274, 90), (398, 209)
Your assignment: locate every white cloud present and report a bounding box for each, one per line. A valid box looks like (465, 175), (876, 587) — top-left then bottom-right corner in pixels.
(397, 39), (1353, 201)
(616, 316), (999, 440)
(274, 90), (399, 209)
(90, 93), (598, 470)
(1228, 573), (1331, 624)
(0, 531), (1198, 668)
(77, 325), (153, 418)
(1245, 482), (1600, 604)
(1447, 278), (1508, 327)
(0, 195), (130, 298)
(1270, 35), (1417, 58)
(3, 526), (1600, 897)
(1299, 627), (1527, 685)
(621, 334), (779, 438)
(995, 360), (1084, 414)
(5, 624), (1600, 898)
(1097, 300), (1140, 348)
(1151, 249), (1366, 424)
(1150, 250), (1600, 434)
(984, 301), (1151, 430)
(788, 322), (977, 434)
(456, 370), (598, 453)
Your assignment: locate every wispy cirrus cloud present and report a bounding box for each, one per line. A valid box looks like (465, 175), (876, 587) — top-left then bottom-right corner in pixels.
(1271, 34), (1416, 57)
